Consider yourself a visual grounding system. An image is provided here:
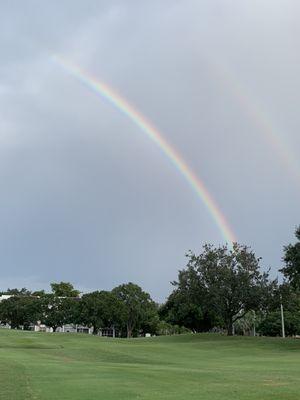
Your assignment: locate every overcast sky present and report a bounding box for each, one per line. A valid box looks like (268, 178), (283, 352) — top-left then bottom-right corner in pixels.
(1, 0), (299, 300)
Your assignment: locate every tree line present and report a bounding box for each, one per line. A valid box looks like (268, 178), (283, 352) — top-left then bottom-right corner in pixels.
(1, 226), (300, 337)
(0, 282), (159, 337)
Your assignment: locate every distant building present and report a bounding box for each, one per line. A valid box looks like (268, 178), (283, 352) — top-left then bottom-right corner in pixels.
(0, 294), (12, 302)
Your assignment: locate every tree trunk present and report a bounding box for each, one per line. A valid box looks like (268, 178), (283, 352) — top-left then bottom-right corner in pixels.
(227, 318), (233, 336)
(93, 326), (99, 335)
(127, 323), (132, 338)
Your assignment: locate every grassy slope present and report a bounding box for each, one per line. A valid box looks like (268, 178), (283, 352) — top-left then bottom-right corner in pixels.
(1, 330), (300, 400)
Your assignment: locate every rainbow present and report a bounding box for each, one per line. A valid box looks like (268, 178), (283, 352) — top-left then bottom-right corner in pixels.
(209, 59), (300, 181)
(52, 55), (236, 244)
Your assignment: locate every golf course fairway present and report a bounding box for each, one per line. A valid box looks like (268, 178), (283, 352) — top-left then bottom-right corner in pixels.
(1, 329), (300, 399)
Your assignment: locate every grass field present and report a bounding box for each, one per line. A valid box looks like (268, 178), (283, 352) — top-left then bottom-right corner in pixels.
(1, 330), (300, 400)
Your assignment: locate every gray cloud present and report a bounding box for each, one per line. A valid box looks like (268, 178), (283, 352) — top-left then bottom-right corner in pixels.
(0, 0), (299, 300)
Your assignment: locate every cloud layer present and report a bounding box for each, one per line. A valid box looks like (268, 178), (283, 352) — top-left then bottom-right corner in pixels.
(1, 1), (299, 299)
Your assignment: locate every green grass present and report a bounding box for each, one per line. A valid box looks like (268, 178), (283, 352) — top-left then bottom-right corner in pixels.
(1, 330), (300, 399)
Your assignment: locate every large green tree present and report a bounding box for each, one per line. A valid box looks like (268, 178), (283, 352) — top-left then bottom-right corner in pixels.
(167, 243), (270, 335)
(112, 283), (158, 338)
(280, 226), (300, 288)
(77, 291), (124, 335)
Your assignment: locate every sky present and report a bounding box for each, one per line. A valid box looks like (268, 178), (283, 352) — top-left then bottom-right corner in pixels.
(1, 0), (300, 301)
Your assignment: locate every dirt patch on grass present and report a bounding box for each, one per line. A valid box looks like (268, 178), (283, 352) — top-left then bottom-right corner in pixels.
(262, 379), (287, 387)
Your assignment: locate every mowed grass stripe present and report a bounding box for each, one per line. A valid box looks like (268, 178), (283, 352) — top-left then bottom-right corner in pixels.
(0, 358), (31, 400)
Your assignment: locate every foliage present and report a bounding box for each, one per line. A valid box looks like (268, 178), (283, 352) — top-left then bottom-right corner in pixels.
(77, 291), (125, 335)
(258, 311), (300, 336)
(270, 283), (300, 313)
(4, 288), (32, 296)
(32, 290), (46, 297)
(40, 294), (78, 332)
(164, 243), (270, 335)
(112, 283), (158, 337)
(257, 280), (300, 337)
(50, 282), (80, 297)
(159, 285), (216, 332)
(280, 226), (300, 289)
(233, 311), (258, 336)
(139, 303), (160, 335)
(156, 320), (191, 335)
(0, 296), (41, 329)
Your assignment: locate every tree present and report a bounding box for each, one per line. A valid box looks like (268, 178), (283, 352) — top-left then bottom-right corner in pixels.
(169, 243), (270, 335)
(258, 311), (300, 336)
(0, 296), (41, 329)
(280, 226), (300, 289)
(112, 283), (158, 338)
(32, 290), (46, 297)
(140, 303), (160, 336)
(77, 291), (125, 335)
(264, 281), (300, 314)
(50, 282), (80, 297)
(4, 288), (31, 296)
(40, 294), (78, 332)
(159, 269), (218, 333)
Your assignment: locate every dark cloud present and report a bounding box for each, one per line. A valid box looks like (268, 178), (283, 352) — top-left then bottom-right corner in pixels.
(0, 1), (299, 300)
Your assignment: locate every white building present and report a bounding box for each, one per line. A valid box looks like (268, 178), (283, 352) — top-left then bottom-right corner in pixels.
(0, 294), (12, 301)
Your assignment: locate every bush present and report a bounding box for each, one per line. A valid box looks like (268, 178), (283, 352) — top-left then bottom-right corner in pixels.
(156, 321), (191, 335)
(258, 311), (300, 336)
